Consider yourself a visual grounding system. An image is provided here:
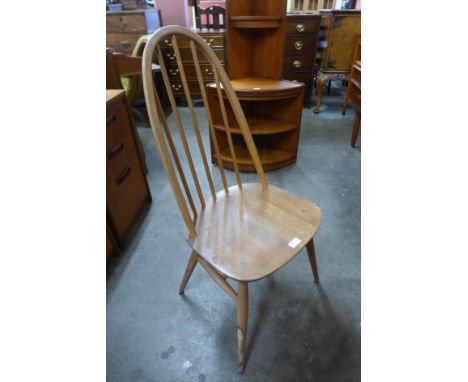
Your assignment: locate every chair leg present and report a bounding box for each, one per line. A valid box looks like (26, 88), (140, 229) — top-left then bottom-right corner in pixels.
(306, 239), (320, 284)
(351, 111), (361, 148)
(178, 250), (198, 295)
(237, 282), (248, 373)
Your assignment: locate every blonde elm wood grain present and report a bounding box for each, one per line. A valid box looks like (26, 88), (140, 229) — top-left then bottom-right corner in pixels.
(237, 282), (248, 373)
(185, 183), (321, 282)
(142, 26), (321, 373)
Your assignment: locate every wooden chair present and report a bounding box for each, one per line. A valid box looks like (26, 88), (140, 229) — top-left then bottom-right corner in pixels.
(142, 26), (322, 373)
(196, 5), (225, 29)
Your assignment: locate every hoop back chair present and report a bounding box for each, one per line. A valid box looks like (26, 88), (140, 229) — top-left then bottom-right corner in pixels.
(142, 26), (322, 373)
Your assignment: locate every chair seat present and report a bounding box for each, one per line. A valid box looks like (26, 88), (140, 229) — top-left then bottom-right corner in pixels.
(187, 183), (321, 281)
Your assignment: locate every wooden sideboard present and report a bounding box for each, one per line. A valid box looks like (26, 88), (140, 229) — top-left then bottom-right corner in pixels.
(106, 90), (151, 248)
(106, 9), (162, 55)
(159, 29), (225, 98)
(282, 13), (321, 103)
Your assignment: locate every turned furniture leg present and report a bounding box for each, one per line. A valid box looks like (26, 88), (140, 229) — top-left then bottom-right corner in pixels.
(179, 250), (198, 294)
(313, 75), (328, 114)
(237, 282), (248, 373)
(306, 239), (320, 284)
(351, 110), (361, 148)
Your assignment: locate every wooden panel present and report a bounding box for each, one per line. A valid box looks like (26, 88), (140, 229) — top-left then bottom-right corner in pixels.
(283, 55), (315, 72)
(107, 154), (149, 240)
(327, 15), (361, 70)
(166, 63), (215, 80)
(106, 91), (151, 246)
(160, 35), (224, 49)
(169, 79), (212, 95)
(285, 16), (321, 35)
(161, 47), (225, 63)
(106, 33), (141, 55)
(106, 13), (147, 34)
(283, 37), (317, 56)
(189, 183), (321, 281)
(281, 72), (313, 100)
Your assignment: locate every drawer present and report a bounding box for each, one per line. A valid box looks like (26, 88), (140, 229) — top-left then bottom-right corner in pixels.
(281, 72), (313, 99)
(286, 17), (321, 35)
(283, 55), (316, 73)
(160, 47), (224, 63)
(284, 37), (317, 56)
(106, 101), (132, 148)
(107, 154), (149, 241)
(107, 131), (140, 184)
(169, 79), (213, 96)
(160, 34), (224, 49)
(167, 63), (215, 81)
(106, 13), (147, 34)
(107, 33), (141, 55)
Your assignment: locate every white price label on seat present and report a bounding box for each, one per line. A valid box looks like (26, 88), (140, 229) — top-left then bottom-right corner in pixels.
(288, 238), (301, 248)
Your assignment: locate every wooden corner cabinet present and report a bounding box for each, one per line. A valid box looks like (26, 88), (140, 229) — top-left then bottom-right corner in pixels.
(207, 77), (304, 171)
(210, 0), (305, 172)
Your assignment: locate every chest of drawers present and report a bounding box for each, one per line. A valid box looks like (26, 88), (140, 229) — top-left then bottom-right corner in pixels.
(106, 90), (151, 248)
(159, 29), (225, 97)
(282, 14), (321, 103)
(106, 9), (161, 55)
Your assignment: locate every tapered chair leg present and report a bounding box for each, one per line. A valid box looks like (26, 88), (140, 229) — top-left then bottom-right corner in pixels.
(237, 282), (248, 373)
(179, 250), (198, 294)
(351, 110), (361, 148)
(306, 239), (320, 284)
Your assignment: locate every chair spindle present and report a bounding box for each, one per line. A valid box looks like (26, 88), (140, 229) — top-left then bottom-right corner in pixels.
(189, 40), (229, 194)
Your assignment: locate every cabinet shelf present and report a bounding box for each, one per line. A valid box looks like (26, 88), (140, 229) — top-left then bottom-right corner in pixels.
(213, 113), (297, 135)
(230, 16), (282, 29)
(215, 146), (296, 167)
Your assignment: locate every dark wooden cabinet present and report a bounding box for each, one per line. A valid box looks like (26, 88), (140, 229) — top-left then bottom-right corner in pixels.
(282, 14), (321, 103)
(317, 9), (361, 72)
(313, 9), (360, 113)
(106, 9), (162, 55)
(106, 90), (151, 248)
(160, 29), (225, 97)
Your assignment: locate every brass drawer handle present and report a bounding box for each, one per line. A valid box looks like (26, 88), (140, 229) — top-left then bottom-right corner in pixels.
(296, 23), (305, 33)
(115, 17), (127, 31)
(106, 115), (116, 125)
(294, 41), (303, 50)
(204, 68), (214, 76)
(203, 38), (214, 46)
(164, 39), (173, 47)
(108, 142), (124, 160)
(171, 84), (182, 90)
(169, 68), (179, 76)
(292, 60), (302, 68)
(120, 40), (131, 49)
(116, 167), (131, 186)
(166, 53), (175, 60)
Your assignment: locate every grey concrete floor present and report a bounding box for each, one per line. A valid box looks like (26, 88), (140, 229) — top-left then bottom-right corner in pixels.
(107, 84), (361, 381)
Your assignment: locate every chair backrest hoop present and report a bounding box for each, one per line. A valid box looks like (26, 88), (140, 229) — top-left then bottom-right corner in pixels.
(142, 25), (268, 239)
